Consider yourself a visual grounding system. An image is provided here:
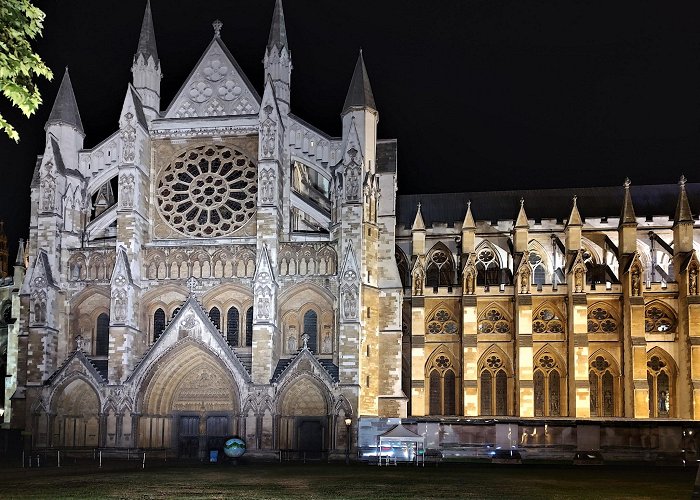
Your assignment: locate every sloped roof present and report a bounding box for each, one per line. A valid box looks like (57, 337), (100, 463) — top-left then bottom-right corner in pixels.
(342, 51), (376, 114)
(379, 424), (424, 442)
(46, 69), (84, 134)
(397, 182), (700, 228)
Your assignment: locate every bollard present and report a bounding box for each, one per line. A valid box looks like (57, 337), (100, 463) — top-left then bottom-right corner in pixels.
(22, 451), (25, 468)
(142, 452), (146, 469)
(57, 450), (61, 468)
(37, 455), (40, 468)
(99, 450), (102, 468)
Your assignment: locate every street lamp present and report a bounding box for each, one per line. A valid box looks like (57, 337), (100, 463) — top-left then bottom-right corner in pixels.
(344, 417), (352, 464)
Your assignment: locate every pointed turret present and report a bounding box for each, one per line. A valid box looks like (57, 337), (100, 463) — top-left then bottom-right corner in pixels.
(14, 238), (24, 267)
(46, 68), (84, 135)
(674, 175), (695, 254)
(618, 178), (638, 256)
(342, 51), (376, 115)
(513, 198), (529, 253)
(412, 202), (426, 255)
(13, 238), (26, 285)
(565, 196), (583, 252)
(132, 0), (161, 120)
(267, 0), (288, 53)
(263, 0), (291, 116)
(135, 0), (158, 65)
(461, 201), (476, 254)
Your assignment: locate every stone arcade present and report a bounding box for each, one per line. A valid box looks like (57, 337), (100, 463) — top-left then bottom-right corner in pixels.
(2, 1), (700, 461)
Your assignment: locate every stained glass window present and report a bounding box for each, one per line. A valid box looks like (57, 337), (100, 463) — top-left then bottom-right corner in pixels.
(534, 353), (563, 417)
(226, 307), (239, 347)
(480, 354), (509, 416)
(645, 304), (676, 333)
(426, 308), (459, 335)
(478, 307), (511, 334)
(429, 370), (441, 415)
(529, 250), (546, 286)
(153, 308), (165, 342)
(476, 246), (500, 286)
(303, 310), (318, 353)
(533, 306), (565, 334)
(245, 307), (253, 347)
(481, 371), (492, 416)
(426, 245), (454, 287)
(95, 313), (110, 356)
(647, 354), (673, 417)
(589, 355), (617, 417)
(209, 307), (220, 330)
(427, 352), (458, 416)
(587, 305), (618, 334)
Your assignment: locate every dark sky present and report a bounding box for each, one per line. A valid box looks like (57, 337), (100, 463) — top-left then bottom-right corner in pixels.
(1, 0), (699, 259)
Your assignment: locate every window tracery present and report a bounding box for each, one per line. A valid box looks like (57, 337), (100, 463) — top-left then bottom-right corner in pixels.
(587, 304), (618, 334)
(95, 313), (110, 356)
(427, 349), (458, 416)
(647, 352), (674, 418)
(226, 307), (239, 347)
(153, 308), (165, 342)
(476, 244), (500, 286)
(425, 244), (454, 287)
(534, 351), (564, 417)
(480, 353), (509, 416)
(478, 306), (511, 334)
(644, 303), (676, 333)
(589, 354), (617, 417)
(426, 307), (459, 335)
(528, 248), (547, 286)
(156, 145), (257, 237)
(533, 305), (565, 334)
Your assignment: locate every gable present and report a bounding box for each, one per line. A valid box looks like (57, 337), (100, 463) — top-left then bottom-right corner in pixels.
(164, 38), (260, 119)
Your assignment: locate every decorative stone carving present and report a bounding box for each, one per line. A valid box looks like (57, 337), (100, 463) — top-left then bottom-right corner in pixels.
(75, 334), (86, 352)
(322, 331), (332, 354)
(413, 268), (424, 296)
(260, 169), (275, 204)
(112, 289), (127, 322)
(689, 265), (698, 296)
(119, 173), (135, 208)
(156, 145), (257, 237)
(287, 331), (297, 353)
(261, 109), (277, 159)
(345, 167), (360, 201)
(33, 290), (47, 324)
(631, 266), (641, 296)
(574, 267), (584, 293)
(120, 112), (136, 163)
(342, 287), (358, 320)
(463, 266), (475, 295)
(41, 175), (56, 211)
(520, 268), (530, 294)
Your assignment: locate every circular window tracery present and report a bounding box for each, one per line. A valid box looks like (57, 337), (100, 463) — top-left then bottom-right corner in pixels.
(157, 145), (257, 237)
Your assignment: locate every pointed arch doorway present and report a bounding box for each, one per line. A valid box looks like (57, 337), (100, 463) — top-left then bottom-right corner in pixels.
(278, 376), (330, 458)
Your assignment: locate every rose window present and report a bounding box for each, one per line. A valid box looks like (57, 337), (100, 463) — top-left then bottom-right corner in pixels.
(157, 145), (257, 237)
(533, 307), (564, 334)
(426, 308), (458, 334)
(587, 306), (618, 334)
(479, 308), (511, 334)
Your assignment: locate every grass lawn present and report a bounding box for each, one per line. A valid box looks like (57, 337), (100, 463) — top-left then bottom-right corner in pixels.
(0, 461), (696, 499)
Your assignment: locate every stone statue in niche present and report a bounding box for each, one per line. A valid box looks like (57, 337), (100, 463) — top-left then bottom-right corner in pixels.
(257, 296), (271, 318)
(287, 332), (297, 353)
(119, 173), (135, 207)
(120, 117), (136, 163)
(322, 331), (332, 353)
(343, 289), (357, 319)
(520, 269), (530, 294)
(113, 290), (127, 322)
(346, 169), (359, 200)
(631, 267), (641, 296)
(74, 334), (85, 351)
(260, 171), (274, 204)
(413, 269), (424, 296)
(690, 266), (698, 295)
(41, 177), (55, 211)
(34, 299), (46, 324)
(261, 117), (276, 158)
(574, 267), (584, 293)
(464, 269), (475, 295)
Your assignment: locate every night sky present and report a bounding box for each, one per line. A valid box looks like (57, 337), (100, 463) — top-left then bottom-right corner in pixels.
(1, 0), (699, 259)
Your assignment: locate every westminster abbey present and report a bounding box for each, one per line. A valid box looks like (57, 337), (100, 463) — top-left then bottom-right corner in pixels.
(2, 1), (699, 460)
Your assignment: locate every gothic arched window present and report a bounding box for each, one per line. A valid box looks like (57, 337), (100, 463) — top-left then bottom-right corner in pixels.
(645, 302), (676, 333)
(528, 251), (547, 286)
(480, 354), (509, 416)
(395, 246), (410, 290)
(427, 350), (458, 416)
(587, 304), (618, 334)
(209, 307), (221, 330)
(425, 244), (454, 288)
(534, 352), (564, 417)
(533, 304), (565, 334)
(153, 308), (165, 342)
(476, 244), (500, 286)
(426, 307), (459, 335)
(95, 313), (110, 356)
(589, 354), (617, 417)
(478, 305), (511, 334)
(303, 309), (318, 352)
(245, 307), (253, 347)
(647, 352), (675, 417)
(226, 307), (239, 347)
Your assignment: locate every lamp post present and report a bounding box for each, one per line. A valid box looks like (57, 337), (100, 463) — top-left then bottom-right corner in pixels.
(344, 417), (352, 464)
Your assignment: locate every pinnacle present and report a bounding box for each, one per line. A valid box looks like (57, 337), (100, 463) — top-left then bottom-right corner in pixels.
(412, 202), (425, 231)
(675, 174), (694, 224)
(267, 0), (288, 52)
(342, 51), (376, 114)
(515, 198), (529, 228)
(46, 68), (84, 134)
(619, 177), (637, 226)
(567, 195), (583, 227)
(135, 0), (159, 65)
(462, 201), (476, 229)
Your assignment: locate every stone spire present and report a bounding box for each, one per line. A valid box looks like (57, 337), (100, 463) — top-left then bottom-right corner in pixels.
(46, 68), (84, 134)
(461, 201), (476, 254)
(462, 201), (476, 230)
(412, 202), (426, 255)
(566, 195), (583, 227)
(15, 238), (25, 267)
(565, 196), (583, 252)
(412, 202), (425, 231)
(619, 177), (636, 226)
(674, 175), (693, 224)
(342, 50), (376, 114)
(515, 198), (529, 228)
(135, 0), (159, 66)
(267, 0), (288, 52)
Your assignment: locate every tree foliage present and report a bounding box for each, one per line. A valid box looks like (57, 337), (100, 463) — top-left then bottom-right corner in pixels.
(0, 0), (52, 142)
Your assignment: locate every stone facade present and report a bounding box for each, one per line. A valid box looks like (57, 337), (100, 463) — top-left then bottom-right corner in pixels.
(2, 1), (699, 461)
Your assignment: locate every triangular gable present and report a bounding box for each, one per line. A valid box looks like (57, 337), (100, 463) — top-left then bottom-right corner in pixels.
(340, 241), (359, 280)
(46, 349), (106, 386)
(565, 248), (587, 275)
(342, 117), (364, 165)
(127, 296), (250, 383)
(164, 37), (260, 119)
(121, 84), (148, 131)
(22, 250), (57, 295)
(271, 347), (337, 387)
(111, 246), (135, 286)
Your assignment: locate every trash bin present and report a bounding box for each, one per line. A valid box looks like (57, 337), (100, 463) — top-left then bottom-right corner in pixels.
(209, 449), (219, 463)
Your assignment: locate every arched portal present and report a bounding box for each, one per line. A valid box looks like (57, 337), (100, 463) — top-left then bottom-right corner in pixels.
(277, 376), (330, 455)
(138, 341), (240, 458)
(52, 378), (100, 448)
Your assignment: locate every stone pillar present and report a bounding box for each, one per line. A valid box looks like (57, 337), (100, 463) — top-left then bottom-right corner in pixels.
(462, 295), (478, 416)
(515, 294), (534, 417)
